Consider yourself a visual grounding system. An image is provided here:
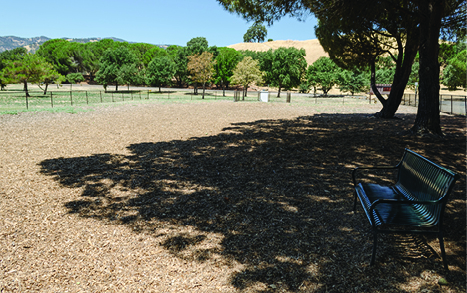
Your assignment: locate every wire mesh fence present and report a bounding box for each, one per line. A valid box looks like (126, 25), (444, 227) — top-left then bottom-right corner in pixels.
(0, 89), (239, 112)
(402, 93), (466, 116)
(0, 87), (465, 115)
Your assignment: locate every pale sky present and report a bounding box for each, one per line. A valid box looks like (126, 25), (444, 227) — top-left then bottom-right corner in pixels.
(1, 0), (318, 47)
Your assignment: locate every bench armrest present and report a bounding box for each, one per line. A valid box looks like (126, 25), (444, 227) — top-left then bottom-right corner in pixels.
(352, 165), (399, 186)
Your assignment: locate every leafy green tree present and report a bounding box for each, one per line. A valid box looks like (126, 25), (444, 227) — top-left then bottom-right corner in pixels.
(129, 43), (157, 66)
(230, 56), (263, 97)
(374, 56), (396, 84)
(81, 40), (117, 81)
(146, 56), (176, 92)
(0, 53), (57, 97)
(187, 37), (209, 56)
(187, 51), (215, 98)
(308, 57), (339, 96)
(0, 47), (27, 90)
(439, 42), (457, 67)
(243, 23), (267, 43)
(38, 69), (65, 94)
(239, 50), (263, 61)
(298, 82), (310, 93)
(337, 68), (369, 96)
(305, 65), (319, 96)
(442, 50), (467, 90)
(213, 47), (242, 96)
(262, 47), (307, 97)
(95, 46), (139, 91)
(66, 72), (85, 90)
(167, 45), (189, 88)
(37, 39), (77, 75)
(66, 42), (89, 74)
(142, 47), (168, 68)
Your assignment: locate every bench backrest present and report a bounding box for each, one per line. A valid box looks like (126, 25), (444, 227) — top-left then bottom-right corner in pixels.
(395, 149), (458, 225)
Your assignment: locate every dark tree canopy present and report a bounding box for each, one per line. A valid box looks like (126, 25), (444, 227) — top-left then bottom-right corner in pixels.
(217, 0), (467, 135)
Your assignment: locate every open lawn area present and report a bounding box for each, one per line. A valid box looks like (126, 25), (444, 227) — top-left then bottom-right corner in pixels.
(0, 100), (465, 292)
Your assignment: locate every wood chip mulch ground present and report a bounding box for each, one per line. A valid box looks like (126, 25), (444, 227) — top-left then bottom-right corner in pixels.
(0, 101), (465, 292)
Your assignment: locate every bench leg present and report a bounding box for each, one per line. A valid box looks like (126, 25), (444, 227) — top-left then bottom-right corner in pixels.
(353, 190), (358, 211)
(370, 232), (377, 266)
(439, 232), (449, 271)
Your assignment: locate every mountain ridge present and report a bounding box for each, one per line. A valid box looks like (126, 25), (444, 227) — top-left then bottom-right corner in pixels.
(0, 36), (138, 53)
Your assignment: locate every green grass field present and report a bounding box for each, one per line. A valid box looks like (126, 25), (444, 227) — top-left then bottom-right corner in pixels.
(0, 85), (373, 114)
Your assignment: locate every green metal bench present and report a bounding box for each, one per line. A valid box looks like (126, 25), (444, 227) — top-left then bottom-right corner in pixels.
(352, 149), (459, 269)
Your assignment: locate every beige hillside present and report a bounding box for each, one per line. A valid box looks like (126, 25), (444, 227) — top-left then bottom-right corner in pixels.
(228, 39), (328, 65)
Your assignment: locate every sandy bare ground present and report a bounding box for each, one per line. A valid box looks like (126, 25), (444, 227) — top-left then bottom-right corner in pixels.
(0, 100), (465, 292)
(229, 39), (328, 66)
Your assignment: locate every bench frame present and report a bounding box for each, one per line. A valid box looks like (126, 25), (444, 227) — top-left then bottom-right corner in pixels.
(352, 149), (459, 270)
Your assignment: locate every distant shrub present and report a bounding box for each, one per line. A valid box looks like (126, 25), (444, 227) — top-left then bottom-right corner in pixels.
(299, 83), (310, 93)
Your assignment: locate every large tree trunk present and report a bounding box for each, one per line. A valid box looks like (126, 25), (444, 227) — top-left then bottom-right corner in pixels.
(376, 28), (419, 118)
(370, 58), (387, 106)
(410, 0), (444, 135)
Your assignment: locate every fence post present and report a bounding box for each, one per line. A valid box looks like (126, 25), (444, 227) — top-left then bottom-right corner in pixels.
(122, 92), (124, 102)
(50, 92), (53, 108)
(100, 91), (103, 103)
(26, 95), (29, 109)
(112, 92), (114, 102)
(70, 91), (73, 106)
(86, 91), (89, 105)
(451, 95), (453, 114)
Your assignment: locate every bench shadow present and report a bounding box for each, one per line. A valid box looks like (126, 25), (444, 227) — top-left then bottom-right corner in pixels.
(39, 113), (466, 292)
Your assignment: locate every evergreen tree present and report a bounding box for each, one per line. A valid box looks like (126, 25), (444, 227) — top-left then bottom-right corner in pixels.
(95, 46), (139, 91)
(146, 56), (176, 92)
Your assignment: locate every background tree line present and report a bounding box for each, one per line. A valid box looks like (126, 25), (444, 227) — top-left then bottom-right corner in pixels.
(0, 34), (464, 101)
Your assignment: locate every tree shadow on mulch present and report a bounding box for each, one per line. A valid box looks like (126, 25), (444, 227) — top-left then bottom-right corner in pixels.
(39, 113), (466, 292)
